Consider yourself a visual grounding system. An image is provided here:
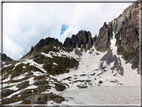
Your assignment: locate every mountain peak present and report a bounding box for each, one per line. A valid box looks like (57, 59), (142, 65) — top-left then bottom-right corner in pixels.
(103, 22), (108, 28)
(1, 2), (141, 105)
(63, 30), (93, 49)
(0, 53), (15, 64)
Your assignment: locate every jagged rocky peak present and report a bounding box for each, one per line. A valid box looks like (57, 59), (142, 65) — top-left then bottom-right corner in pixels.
(113, 2), (140, 70)
(0, 53), (14, 64)
(94, 22), (111, 52)
(20, 37), (63, 60)
(33, 37), (62, 53)
(63, 30), (93, 48)
(117, 15), (139, 51)
(92, 34), (97, 43)
(93, 1), (140, 70)
(108, 1), (140, 33)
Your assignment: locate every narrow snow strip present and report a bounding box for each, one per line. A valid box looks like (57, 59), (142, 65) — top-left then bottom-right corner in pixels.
(3, 75), (11, 82)
(12, 62), (22, 70)
(8, 85), (18, 91)
(41, 52), (52, 58)
(25, 59), (47, 74)
(24, 59), (56, 78)
(3, 63), (12, 68)
(24, 85), (38, 90)
(9, 100), (23, 105)
(13, 72), (28, 80)
(5, 85), (38, 99)
(31, 71), (44, 76)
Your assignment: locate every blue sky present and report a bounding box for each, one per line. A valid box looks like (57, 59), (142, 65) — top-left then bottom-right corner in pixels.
(60, 24), (69, 35)
(3, 3), (132, 60)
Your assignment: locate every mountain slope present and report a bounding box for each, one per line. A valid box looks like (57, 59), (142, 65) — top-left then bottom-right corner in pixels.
(0, 1), (141, 106)
(95, 2), (141, 71)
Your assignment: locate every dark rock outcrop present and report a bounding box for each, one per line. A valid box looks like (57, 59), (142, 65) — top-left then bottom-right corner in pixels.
(63, 37), (72, 47)
(20, 37), (63, 60)
(33, 37), (62, 53)
(110, 2), (140, 71)
(119, 16), (139, 51)
(29, 46), (34, 54)
(92, 35), (97, 43)
(0, 53), (14, 64)
(94, 1), (140, 71)
(63, 30), (93, 48)
(94, 22), (111, 52)
(33, 39), (44, 53)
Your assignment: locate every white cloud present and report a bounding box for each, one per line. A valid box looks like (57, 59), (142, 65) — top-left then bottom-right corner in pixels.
(3, 2), (132, 60)
(3, 35), (24, 60)
(58, 26), (79, 43)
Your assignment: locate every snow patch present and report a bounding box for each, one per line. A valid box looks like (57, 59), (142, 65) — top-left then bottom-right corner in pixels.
(12, 62), (22, 70)
(13, 72), (28, 80)
(3, 75), (11, 82)
(53, 62), (58, 65)
(31, 71), (44, 76)
(3, 63), (12, 68)
(41, 52), (53, 58)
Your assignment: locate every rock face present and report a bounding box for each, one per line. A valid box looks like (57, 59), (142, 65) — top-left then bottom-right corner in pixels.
(20, 37), (63, 60)
(94, 1), (140, 71)
(29, 46), (34, 54)
(114, 2), (140, 70)
(119, 17), (139, 50)
(33, 37), (62, 53)
(92, 35), (97, 43)
(108, 2), (140, 35)
(94, 22), (111, 52)
(110, 2), (140, 71)
(0, 53), (14, 64)
(63, 37), (72, 47)
(63, 30), (93, 48)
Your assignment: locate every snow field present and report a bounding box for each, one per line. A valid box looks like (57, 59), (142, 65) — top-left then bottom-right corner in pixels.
(61, 86), (140, 105)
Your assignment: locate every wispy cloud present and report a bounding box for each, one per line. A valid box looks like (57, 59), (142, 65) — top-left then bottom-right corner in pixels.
(3, 35), (24, 60)
(3, 2), (131, 60)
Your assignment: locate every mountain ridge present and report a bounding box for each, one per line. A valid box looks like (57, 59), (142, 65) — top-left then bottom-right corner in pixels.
(18, 2), (141, 71)
(1, 1), (141, 105)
